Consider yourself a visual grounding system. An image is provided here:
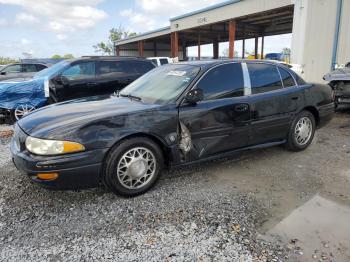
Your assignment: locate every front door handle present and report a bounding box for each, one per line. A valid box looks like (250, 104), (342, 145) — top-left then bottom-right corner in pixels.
(87, 82), (97, 87)
(291, 96), (300, 100)
(234, 104), (249, 112)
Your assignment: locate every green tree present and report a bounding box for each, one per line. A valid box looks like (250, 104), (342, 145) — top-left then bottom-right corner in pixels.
(93, 26), (137, 55)
(51, 54), (62, 59)
(63, 54), (74, 59)
(0, 57), (19, 64)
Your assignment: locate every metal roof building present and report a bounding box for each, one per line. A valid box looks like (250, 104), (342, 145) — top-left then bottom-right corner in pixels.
(115, 0), (350, 83)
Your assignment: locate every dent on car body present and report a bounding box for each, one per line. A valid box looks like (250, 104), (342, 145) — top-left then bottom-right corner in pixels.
(179, 121), (192, 159)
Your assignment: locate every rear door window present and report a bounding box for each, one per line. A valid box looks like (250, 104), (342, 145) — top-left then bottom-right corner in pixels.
(22, 64), (38, 72)
(196, 63), (244, 100)
(247, 63), (283, 94)
(127, 61), (155, 74)
(97, 61), (128, 78)
(278, 67), (295, 87)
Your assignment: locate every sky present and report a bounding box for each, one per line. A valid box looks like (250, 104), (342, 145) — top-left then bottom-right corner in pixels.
(0, 0), (291, 59)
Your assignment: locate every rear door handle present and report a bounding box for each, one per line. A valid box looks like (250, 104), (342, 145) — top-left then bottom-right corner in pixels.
(291, 96), (300, 100)
(234, 104), (249, 112)
(87, 82), (97, 87)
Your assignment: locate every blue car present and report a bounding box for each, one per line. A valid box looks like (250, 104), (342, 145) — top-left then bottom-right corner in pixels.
(0, 57), (155, 122)
(265, 53), (284, 61)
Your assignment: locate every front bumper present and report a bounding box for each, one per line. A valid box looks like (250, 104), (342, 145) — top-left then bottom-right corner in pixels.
(10, 130), (108, 189)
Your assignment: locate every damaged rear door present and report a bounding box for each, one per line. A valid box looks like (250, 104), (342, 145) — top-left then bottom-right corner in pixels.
(178, 62), (250, 162)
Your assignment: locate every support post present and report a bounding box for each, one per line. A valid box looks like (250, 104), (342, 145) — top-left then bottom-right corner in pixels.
(198, 34), (201, 60)
(115, 46), (120, 56)
(213, 38), (219, 59)
(138, 41), (144, 57)
(174, 31), (179, 58)
(171, 32), (179, 58)
(182, 41), (187, 61)
(254, 35), (259, 59)
(229, 20), (236, 59)
(242, 25), (245, 58)
(153, 41), (157, 57)
(261, 32), (265, 59)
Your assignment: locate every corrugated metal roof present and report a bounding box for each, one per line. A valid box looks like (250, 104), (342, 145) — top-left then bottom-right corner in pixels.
(114, 26), (171, 44)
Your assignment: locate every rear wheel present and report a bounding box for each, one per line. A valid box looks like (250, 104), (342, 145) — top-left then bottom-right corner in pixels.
(285, 110), (316, 151)
(102, 137), (164, 197)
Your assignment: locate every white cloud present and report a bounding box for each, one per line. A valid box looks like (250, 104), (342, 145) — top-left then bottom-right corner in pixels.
(120, 0), (222, 32)
(56, 34), (68, 40)
(1, 0), (107, 39)
(15, 12), (39, 24)
(120, 9), (157, 31)
(20, 38), (31, 45)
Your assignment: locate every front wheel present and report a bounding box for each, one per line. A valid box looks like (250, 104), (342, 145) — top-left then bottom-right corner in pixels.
(102, 137), (164, 197)
(10, 104), (36, 122)
(285, 110), (316, 151)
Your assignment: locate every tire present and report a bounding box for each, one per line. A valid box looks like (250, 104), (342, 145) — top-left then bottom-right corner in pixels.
(102, 137), (164, 197)
(285, 110), (316, 152)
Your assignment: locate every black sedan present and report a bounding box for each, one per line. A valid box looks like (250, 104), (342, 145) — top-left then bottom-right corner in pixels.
(11, 60), (335, 196)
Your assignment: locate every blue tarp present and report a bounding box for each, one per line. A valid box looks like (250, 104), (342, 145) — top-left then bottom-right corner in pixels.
(0, 78), (47, 110)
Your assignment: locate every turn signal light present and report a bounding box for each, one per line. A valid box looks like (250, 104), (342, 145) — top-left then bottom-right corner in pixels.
(37, 173), (59, 181)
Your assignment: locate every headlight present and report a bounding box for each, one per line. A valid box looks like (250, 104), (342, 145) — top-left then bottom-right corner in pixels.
(25, 136), (85, 156)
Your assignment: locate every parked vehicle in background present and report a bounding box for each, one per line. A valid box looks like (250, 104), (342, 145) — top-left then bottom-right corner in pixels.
(324, 67), (350, 107)
(265, 53), (284, 61)
(0, 56), (155, 122)
(0, 63), (48, 81)
(11, 60), (334, 196)
(147, 57), (173, 67)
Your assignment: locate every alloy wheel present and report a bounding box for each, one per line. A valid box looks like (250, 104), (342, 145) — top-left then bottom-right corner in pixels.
(116, 147), (156, 190)
(294, 117), (313, 146)
(14, 104), (36, 120)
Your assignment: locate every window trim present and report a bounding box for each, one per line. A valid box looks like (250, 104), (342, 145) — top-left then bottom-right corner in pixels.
(192, 61), (245, 101)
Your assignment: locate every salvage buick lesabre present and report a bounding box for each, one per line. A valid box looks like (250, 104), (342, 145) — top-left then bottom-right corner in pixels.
(11, 60), (334, 196)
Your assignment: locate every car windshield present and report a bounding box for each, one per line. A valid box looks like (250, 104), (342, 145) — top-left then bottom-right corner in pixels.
(33, 60), (70, 79)
(120, 64), (200, 104)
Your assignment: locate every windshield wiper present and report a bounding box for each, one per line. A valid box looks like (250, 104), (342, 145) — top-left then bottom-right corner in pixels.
(120, 93), (142, 101)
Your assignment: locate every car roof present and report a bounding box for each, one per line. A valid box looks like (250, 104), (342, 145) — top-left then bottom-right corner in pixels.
(75, 56), (151, 62)
(176, 59), (289, 70)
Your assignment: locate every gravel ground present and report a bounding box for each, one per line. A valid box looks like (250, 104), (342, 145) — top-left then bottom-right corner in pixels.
(0, 110), (349, 261)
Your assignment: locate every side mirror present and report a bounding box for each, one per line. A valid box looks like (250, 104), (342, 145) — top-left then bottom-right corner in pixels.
(0, 72), (6, 75)
(184, 88), (204, 104)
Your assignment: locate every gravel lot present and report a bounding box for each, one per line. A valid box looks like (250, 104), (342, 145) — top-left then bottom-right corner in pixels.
(0, 109), (349, 261)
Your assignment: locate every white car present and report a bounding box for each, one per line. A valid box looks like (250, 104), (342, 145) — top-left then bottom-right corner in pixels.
(147, 57), (173, 67)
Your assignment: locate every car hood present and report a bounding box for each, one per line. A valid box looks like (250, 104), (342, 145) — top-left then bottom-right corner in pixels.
(0, 73), (35, 82)
(0, 77), (40, 91)
(18, 96), (162, 138)
(324, 67), (350, 81)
